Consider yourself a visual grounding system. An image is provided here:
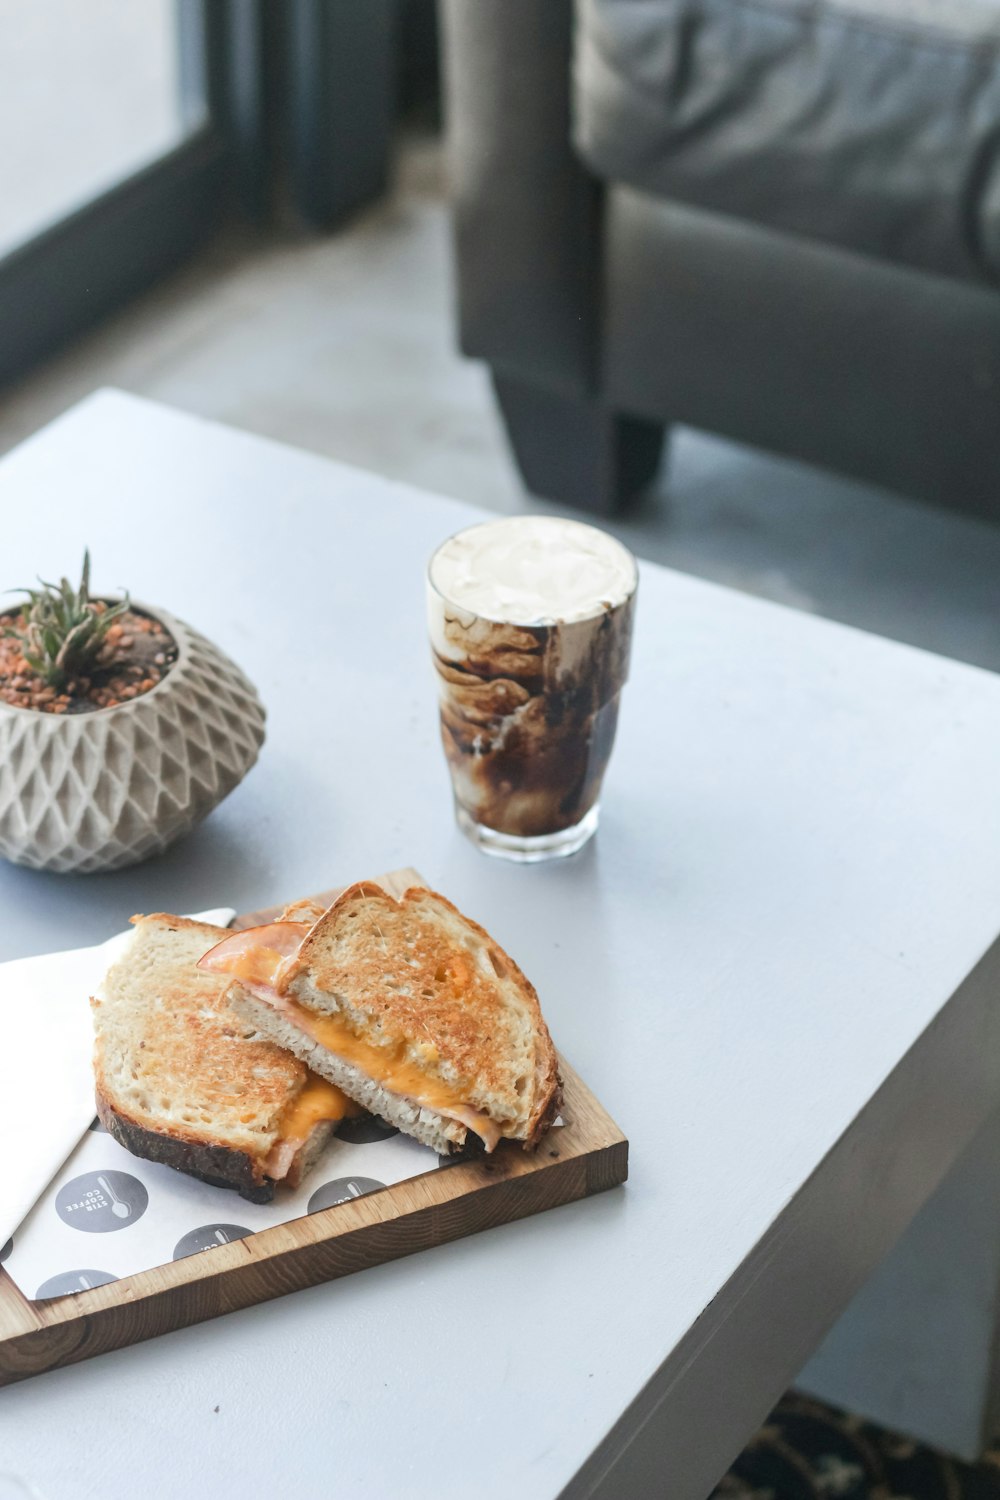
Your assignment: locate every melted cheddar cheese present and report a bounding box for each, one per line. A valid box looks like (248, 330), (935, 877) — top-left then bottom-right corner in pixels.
(200, 922), (503, 1151)
(276, 1074), (358, 1142)
(276, 995), (501, 1151)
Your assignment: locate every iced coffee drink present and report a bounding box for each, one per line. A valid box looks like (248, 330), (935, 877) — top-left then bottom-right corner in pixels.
(427, 516), (638, 861)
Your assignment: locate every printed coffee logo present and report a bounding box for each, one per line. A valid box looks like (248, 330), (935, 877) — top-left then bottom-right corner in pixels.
(173, 1224), (252, 1260)
(308, 1177), (386, 1213)
(0, 1237), (11, 1262)
(36, 1269), (117, 1298)
(55, 1170), (148, 1232)
(336, 1114), (399, 1144)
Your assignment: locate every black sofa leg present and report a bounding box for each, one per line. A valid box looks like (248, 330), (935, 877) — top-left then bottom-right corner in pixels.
(493, 374), (666, 514)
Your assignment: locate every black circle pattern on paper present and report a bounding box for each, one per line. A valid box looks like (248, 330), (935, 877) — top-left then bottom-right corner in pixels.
(0, 1237), (12, 1262)
(36, 1269), (117, 1299)
(308, 1177), (386, 1213)
(335, 1114), (399, 1145)
(173, 1224), (252, 1260)
(55, 1171), (148, 1232)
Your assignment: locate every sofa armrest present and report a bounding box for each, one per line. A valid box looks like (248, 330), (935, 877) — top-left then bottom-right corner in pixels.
(441, 0), (601, 397)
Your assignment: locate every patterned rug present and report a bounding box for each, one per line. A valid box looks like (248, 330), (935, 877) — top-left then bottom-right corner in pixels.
(713, 1394), (1000, 1500)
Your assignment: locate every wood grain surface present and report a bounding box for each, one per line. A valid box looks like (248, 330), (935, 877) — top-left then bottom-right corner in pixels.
(0, 869), (627, 1387)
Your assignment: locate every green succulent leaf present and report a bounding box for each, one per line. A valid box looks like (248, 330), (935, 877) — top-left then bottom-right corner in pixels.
(4, 550), (127, 693)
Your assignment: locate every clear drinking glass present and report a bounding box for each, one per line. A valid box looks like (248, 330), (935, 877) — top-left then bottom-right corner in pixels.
(427, 516), (638, 862)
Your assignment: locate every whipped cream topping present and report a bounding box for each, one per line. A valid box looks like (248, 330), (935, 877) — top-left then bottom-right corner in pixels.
(428, 516), (637, 626)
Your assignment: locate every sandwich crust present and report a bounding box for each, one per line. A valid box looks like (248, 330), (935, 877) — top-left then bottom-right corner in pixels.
(95, 1089), (279, 1202)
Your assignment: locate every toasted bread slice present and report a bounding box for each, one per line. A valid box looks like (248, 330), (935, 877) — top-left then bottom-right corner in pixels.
(92, 915), (347, 1202)
(210, 883), (561, 1156)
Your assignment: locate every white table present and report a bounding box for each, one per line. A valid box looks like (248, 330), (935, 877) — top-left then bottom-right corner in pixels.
(2, 391), (1000, 1500)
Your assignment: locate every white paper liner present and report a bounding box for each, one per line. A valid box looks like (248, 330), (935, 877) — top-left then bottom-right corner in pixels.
(4, 1112), (443, 1301)
(0, 909), (234, 1258)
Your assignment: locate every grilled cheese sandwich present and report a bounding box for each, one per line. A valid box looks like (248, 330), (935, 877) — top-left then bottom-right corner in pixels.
(200, 883), (560, 1157)
(92, 915), (352, 1202)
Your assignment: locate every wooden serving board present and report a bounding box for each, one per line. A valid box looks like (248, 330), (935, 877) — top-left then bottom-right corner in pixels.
(0, 869), (627, 1388)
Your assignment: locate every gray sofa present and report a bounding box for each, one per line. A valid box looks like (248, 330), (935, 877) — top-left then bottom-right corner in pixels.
(442, 0), (1000, 517)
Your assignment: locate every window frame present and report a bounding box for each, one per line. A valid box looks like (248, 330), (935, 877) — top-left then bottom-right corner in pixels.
(0, 0), (408, 388)
(0, 0), (238, 388)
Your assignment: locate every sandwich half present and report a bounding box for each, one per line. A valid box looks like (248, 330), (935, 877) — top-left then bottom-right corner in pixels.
(92, 914), (355, 1202)
(199, 883), (561, 1156)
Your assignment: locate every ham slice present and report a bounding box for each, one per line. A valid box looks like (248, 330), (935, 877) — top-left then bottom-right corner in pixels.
(264, 1137), (300, 1182)
(199, 922), (309, 988)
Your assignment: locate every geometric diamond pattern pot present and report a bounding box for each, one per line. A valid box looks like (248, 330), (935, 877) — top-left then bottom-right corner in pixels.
(0, 604), (266, 873)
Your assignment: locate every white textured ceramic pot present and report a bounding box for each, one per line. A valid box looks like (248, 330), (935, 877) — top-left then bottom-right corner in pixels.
(0, 603), (266, 874)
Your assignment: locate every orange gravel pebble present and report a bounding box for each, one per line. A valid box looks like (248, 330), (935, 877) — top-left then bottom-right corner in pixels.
(0, 607), (177, 715)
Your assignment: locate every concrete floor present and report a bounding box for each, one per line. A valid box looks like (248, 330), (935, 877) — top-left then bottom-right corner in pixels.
(2, 133), (999, 672)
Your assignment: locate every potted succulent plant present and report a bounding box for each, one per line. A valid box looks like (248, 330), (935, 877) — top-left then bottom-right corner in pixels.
(0, 553), (266, 873)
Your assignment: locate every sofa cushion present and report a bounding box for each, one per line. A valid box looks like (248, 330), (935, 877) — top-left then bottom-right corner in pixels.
(574, 0), (1000, 282)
